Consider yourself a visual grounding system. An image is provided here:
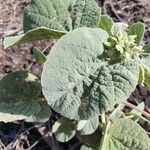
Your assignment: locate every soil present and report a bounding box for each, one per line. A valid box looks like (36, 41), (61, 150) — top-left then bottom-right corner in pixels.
(0, 0), (150, 149)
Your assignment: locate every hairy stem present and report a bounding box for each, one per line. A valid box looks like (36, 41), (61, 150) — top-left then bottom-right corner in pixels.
(99, 121), (111, 150)
(101, 113), (106, 124)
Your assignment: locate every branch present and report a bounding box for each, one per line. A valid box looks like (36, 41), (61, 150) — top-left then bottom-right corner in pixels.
(123, 101), (150, 118)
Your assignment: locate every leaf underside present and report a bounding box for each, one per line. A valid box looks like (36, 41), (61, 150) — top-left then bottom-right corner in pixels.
(3, 27), (66, 49)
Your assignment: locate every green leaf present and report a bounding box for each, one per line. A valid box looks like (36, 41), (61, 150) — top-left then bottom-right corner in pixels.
(100, 119), (150, 150)
(143, 43), (150, 53)
(128, 22), (145, 45)
(138, 65), (145, 85)
(3, 27), (66, 49)
(0, 101), (40, 123)
(41, 27), (109, 120)
(98, 15), (113, 34)
(0, 71), (41, 122)
(41, 27), (139, 120)
(33, 47), (47, 64)
(77, 116), (99, 135)
(23, 0), (101, 32)
(52, 118), (76, 142)
(80, 145), (95, 150)
(70, 0), (101, 29)
(129, 102), (150, 123)
(77, 126), (102, 149)
(3, 35), (23, 49)
(25, 101), (51, 123)
(23, 0), (72, 32)
(111, 22), (128, 34)
(143, 68), (150, 89)
(139, 54), (150, 88)
(131, 102), (145, 116)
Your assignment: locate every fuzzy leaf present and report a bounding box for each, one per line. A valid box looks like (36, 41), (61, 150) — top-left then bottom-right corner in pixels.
(23, 0), (72, 32)
(128, 22), (145, 45)
(138, 65), (145, 85)
(52, 118), (76, 142)
(143, 43), (150, 53)
(111, 22), (128, 34)
(23, 0), (101, 32)
(0, 101), (40, 123)
(80, 145), (95, 150)
(42, 27), (109, 120)
(70, 0), (101, 29)
(140, 54), (150, 88)
(25, 101), (51, 123)
(33, 47), (47, 64)
(77, 116), (99, 135)
(98, 15), (113, 34)
(101, 119), (150, 150)
(3, 27), (66, 49)
(42, 27), (139, 120)
(0, 71), (41, 122)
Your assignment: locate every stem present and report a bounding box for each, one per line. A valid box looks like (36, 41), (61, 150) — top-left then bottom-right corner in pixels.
(99, 121), (111, 150)
(123, 101), (150, 118)
(101, 113), (106, 124)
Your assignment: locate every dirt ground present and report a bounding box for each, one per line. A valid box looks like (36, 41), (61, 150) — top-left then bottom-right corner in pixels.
(0, 0), (150, 149)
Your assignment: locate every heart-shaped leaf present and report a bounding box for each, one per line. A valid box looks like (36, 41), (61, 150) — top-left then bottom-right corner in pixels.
(41, 27), (139, 120)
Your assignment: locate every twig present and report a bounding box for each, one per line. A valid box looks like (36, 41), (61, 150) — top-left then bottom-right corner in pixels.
(15, 124), (44, 141)
(0, 140), (5, 150)
(4, 124), (45, 150)
(109, 0), (124, 22)
(123, 101), (150, 118)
